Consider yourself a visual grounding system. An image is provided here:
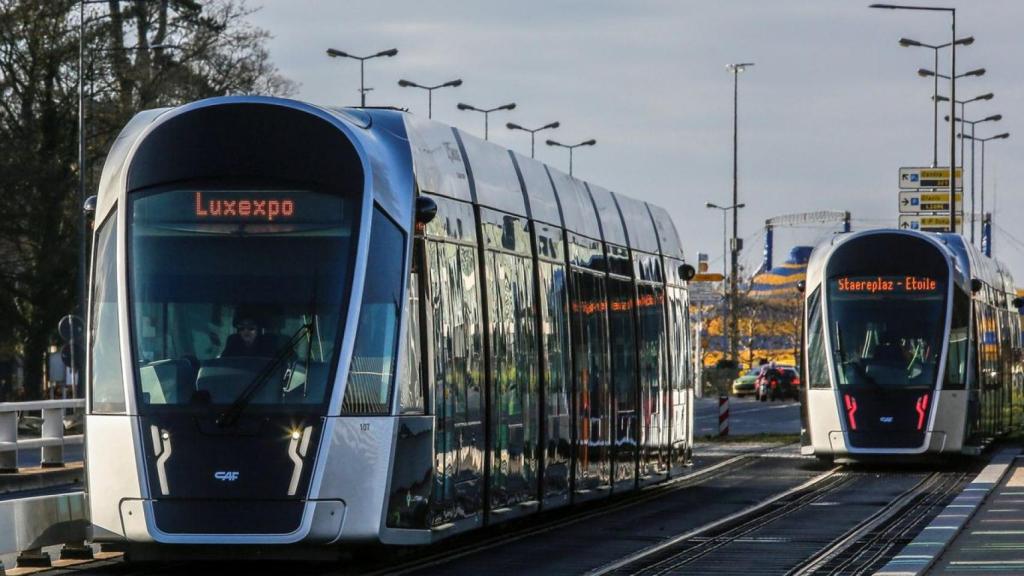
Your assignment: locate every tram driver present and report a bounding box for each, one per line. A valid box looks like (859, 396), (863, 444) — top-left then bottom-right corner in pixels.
(221, 310), (277, 357)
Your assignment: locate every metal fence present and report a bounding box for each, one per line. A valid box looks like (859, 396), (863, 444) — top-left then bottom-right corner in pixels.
(0, 399), (84, 472)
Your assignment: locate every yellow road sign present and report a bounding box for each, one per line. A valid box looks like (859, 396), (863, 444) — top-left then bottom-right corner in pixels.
(693, 273), (726, 282)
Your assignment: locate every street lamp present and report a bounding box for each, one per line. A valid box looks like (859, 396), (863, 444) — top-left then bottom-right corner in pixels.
(325, 47), (399, 107)
(945, 111), (1001, 243)
(959, 131), (1009, 250)
(397, 78), (462, 119)
(545, 138), (596, 177)
(456, 102), (516, 140)
(705, 202), (745, 292)
(899, 35), (974, 166)
(871, 3), (958, 233)
(725, 61), (753, 364)
(507, 121), (560, 158)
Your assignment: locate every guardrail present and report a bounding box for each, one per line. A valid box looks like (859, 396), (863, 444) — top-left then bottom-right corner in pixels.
(0, 399), (85, 472)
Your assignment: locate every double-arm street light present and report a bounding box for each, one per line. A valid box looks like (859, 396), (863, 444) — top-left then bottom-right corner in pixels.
(899, 35), (974, 166)
(945, 111), (1000, 243)
(959, 132), (1010, 247)
(457, 102), (515, 141)
(725, 62), (753, 364)
(397, 78), (462, 119)
(507, 121), (559, 158)
(325, 47), (399, 107)
(705, 202), (745, 295)
(871, 4), (958, 233)
(545, 138), (596, 177)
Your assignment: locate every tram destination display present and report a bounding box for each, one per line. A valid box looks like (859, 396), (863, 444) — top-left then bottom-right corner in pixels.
(831, 275), (940, 294)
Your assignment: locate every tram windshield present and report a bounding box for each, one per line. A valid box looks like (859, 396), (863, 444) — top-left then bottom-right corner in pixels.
(128, 186), (358, 410)
(826, 274), (946, 390)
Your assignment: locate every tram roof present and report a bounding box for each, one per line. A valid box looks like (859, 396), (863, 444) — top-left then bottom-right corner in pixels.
(96, 97), (685, 261)
(805, 229), (1015, 297)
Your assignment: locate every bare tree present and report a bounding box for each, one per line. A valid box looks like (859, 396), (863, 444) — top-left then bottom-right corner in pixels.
(0, 0), (295, 398)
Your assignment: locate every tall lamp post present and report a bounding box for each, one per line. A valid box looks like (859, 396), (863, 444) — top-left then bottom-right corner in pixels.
(705, 202), (745, 295)
(325, 47), (399, 107)
(397, 78), (462, 119)
(725, 62), (753, 364)
(936, 92), (993, 240)
(871, 4), (957, 233)
(899, 36), (974, 167)
(507, 121), (560, 158)
(545, 138), (596, 177)
(945, 111), (1000, 243)
(960, 131), (1009, 251)
(456, 102), (516, 140)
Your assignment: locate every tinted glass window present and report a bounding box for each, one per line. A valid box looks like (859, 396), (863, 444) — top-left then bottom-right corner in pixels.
(806, 287), (829, 389)
(344, 208), (407, 414)
(944, 286), (969, 390)
(571, 269), (611, 489)
(398, 272), (424, 414)
(129, 186), (357, 410)
(90, 214), (126, 413)
(827, 275), (946, 391)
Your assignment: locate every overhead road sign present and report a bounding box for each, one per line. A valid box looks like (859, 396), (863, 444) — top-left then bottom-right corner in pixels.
(898, 214), (962, 233)
(898, 190), (963, 214)
(899, 167), (962, 190)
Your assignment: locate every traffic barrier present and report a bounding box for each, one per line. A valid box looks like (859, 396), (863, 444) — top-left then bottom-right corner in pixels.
(0, 491), (87, 571)
(718, 395), (729, 437)
(0, 399), (84, 472)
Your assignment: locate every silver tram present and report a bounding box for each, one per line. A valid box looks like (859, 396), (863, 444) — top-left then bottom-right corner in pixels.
(800, 229), (1022, 460)
(83, 96), (696, 552)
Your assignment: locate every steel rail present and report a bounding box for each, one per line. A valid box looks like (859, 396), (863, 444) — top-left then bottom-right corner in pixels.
(589, 464), (846, 576)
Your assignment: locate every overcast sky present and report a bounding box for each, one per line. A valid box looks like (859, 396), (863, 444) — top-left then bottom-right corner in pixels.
(249, 0), (1024, 277)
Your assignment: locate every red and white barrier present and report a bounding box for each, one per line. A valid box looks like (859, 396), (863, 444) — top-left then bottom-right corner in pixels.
(718, 395), (729, 437)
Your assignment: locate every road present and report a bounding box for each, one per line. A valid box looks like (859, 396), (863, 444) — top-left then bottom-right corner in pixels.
(694, 395), (800, 437)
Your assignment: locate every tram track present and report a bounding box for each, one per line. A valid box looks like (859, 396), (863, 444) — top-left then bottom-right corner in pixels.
(589, 466), (974, 576)
(789, 470), (969, 575)
(589, 466), (847, 576)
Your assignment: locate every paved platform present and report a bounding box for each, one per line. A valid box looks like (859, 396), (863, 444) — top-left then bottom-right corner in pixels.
(877, 447), (1023, 575)
(929, 450), (1024, 574)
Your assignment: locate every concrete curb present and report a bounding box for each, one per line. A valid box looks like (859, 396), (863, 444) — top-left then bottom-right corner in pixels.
(0, 464), (83, 498)
(875, 447), (1020, 576)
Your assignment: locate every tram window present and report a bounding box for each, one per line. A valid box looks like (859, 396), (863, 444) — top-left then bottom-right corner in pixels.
(945, 287), (970, 390)
(89, 214), (126, 414)
(827, 275), (946, 390)
(539, 262), (571, 418)
(343, 208), (406, 415)
(637, 283), (666, 414)
(398, 273), (424, 414)
(806, 287), (830, 389)
(129, 187), (357, 409)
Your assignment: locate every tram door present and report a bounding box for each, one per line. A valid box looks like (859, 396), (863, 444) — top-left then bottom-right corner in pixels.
(638, 277), (669, 480)
(481, 210), (540, 513)
(570, 265), (613, 497)
(424, 222), (486, 527)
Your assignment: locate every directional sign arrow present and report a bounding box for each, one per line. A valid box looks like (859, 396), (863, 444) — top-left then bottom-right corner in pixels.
(901, 198), (909, 206)
(901, 222), (910, 229)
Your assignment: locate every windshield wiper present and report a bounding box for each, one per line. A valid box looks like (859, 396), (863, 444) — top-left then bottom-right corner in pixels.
(217, 321), (312, 428)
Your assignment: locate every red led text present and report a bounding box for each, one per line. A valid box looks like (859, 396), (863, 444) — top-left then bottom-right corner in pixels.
(194, 191), (295, 221)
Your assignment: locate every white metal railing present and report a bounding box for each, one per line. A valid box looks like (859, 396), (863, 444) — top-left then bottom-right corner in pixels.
(0, 399), (85, 472)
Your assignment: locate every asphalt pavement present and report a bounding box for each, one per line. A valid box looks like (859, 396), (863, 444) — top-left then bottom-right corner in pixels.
(694, 395), (801, 437)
